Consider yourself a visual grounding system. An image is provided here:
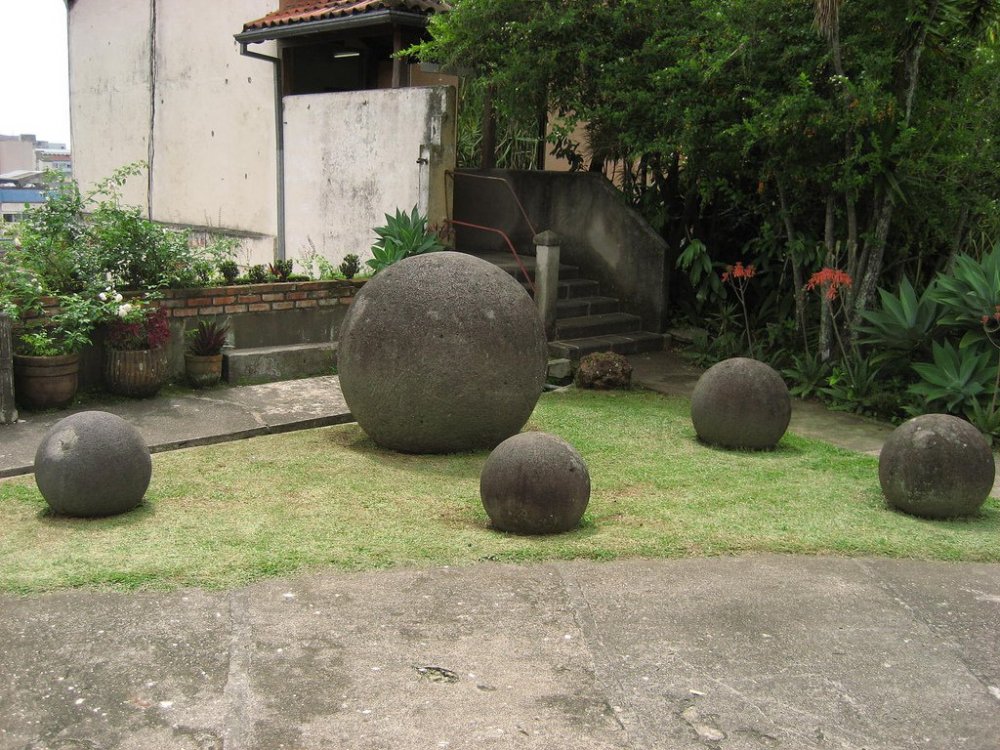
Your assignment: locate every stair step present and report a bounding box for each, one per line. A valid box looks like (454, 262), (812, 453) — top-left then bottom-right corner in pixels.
(555, 312), (643, 339)
(556, 296), (620, 319)
(522, 277), (599, 299)
(223, 342), (336, 385)
(547, 331), (666, 362)
(462, 250), (579, 281)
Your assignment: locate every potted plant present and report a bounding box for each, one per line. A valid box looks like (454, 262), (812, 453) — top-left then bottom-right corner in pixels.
(8, 293), (100, 410)
(103, 299), (171, 397)
(185, 319), (229, 388)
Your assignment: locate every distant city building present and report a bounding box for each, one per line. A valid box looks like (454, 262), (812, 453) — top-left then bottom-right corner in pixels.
(0, 134), (72, 180)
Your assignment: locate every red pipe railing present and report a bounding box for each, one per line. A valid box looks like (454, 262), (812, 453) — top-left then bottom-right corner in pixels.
(446, 219), (536, 296)
(447, 171), (538, 237)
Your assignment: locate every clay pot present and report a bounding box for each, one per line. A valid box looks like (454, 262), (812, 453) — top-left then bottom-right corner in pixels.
(185, 353), (223, 388)
(104, 347), (169, 398)
(13, 353), (80, 410)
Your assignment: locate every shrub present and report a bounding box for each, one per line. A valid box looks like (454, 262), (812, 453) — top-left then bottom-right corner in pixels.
(339, 253), (361, 279)
(186, 320), (229, 356)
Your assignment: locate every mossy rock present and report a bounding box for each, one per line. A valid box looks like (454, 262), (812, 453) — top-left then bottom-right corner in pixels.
(574, 351), (632, 390)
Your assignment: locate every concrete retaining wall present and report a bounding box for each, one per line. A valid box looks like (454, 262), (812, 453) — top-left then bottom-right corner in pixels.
(453, 169), (668, 332)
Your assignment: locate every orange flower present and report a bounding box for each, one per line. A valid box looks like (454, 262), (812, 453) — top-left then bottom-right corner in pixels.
(806, 267), (852, 301)
(721, 262), (756, 283)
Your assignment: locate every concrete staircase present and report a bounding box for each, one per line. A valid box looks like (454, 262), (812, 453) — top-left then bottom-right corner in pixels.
(467, 251), (665, 361)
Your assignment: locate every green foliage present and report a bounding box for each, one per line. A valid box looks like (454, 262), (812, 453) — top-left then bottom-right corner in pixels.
(339, 253), (361, 280)
(675, 238), (723, 307)
(820, 356), (883, 416)
(218, 260), (240, 284)
(855, 277), (939, 354)
(782, 352), (831, 400)
(246, 265), (269, 284)
(930, 244), (1000, 332)
(910, 340), (996, 413)
(268, 259), (293, 282)
(186, 320), (230, 357)
(367, 206), (444, 274)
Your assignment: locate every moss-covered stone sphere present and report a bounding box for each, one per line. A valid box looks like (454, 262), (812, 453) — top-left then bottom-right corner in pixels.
(480, 432), (590, 534)
(338, 252), (548, 453)
(879, 414), (995, 518)
(34, 411), (151, 517)
(690, 357), (791, 450)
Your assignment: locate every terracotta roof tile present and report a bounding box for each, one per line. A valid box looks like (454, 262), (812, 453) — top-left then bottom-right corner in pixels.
(243, 0), (449, 32)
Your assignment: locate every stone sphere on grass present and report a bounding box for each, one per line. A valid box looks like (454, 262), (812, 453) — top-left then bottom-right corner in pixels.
(338, 252), (548, 453)
(690, 357), (791, 450)
(480, 432), (591, 534)
(879, 414), (995, 519)
(34, 411), (151, 517)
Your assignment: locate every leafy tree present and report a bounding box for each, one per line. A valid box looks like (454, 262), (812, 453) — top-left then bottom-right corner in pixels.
(416, 0), (1000, 340)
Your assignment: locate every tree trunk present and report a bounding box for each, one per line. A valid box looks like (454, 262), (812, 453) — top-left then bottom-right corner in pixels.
(0, 312), (17, 425)
(776, 177), (809, 351)
(852, 191), (896, 319)
(818, 194), (836, 360)
(480, 84), (497, 169)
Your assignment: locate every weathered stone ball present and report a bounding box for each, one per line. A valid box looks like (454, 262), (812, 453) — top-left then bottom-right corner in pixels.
(879, 414), (995, 519)
(690, 357), (791, 450)
(338, 252), (548, 453)
(34, 411), (151, 517)
(480, 432), (590, 534)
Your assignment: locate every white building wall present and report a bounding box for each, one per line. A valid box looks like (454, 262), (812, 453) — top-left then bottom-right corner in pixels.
(152, 0), (277, 246)
(283, 86), (456, 268)
(67, 0), (152, 209)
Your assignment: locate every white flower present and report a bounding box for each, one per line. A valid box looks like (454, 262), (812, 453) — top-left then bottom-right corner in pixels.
(99, 292), (107, 301)
(114, 293), (123, 303)
(117, 303), (133, 318)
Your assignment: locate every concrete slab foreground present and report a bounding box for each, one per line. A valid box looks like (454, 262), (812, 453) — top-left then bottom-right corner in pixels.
(0, 376), (351, 478)
(1, 556), (997, 750)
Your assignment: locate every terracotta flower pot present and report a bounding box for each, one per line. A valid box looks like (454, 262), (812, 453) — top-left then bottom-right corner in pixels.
(12, 353), (80, 410)
(185, 353), (223, 388)
(104, 347), (169, 398)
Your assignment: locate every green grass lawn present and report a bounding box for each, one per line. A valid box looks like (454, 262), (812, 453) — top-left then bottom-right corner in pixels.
(1, 388), (997, 594)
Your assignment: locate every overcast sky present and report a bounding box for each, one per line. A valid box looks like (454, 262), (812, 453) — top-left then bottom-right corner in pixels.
(0, 0), (71, 146)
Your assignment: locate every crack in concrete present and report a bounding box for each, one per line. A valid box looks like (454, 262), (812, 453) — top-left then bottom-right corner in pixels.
(222, 589), (258, 750)
(552, 567), (640, 747)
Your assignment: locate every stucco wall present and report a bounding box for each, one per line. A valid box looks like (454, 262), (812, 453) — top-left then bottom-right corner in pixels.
(152, 0), (277, 240)
(68, 0), (152, 210)
(68, 0), (277, 264)
(282, 86), (456, 267)
(0, 141), (35, 174)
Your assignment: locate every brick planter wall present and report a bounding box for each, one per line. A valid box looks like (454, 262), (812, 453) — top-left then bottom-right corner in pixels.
(11, 280), (365, 390)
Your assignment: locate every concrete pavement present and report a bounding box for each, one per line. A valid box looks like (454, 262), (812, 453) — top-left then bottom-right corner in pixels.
(1, 556), (998, 750)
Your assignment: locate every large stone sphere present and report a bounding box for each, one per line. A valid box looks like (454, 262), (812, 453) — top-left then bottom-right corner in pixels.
(879, 414), (995, 519)
(690, 357), (791, 450)
(480, 432), (591, 534)
(338, 252), (548, 453)
(34, 411), (152, 517)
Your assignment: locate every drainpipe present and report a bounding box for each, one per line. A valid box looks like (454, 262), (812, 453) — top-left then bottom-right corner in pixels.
(238, 42), (286, 261)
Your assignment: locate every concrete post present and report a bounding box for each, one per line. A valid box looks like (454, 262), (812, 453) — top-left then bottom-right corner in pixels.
(533, 230), (561, 340)
(0, 311), (17, 424)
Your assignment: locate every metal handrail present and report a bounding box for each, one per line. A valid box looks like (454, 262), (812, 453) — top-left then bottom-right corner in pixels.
(448, 171), (538, 238)
(446, 219), (536, 296)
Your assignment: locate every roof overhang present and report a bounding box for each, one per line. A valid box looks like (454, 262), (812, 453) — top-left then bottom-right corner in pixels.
(236, 8), (430, 45)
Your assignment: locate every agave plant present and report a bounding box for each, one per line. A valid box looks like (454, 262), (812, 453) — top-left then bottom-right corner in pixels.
(909, 340), (996, 414)
(855, 277), (939, 354)
(367, 206), (444, 274)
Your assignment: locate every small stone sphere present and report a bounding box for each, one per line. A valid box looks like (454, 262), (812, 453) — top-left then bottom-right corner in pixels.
(480, 432), (591, 534)
(338, 252), (548, 453)
(690, 357), (791, 450)
(879, 414), (995, 519)
(34, 411), (151, 517)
